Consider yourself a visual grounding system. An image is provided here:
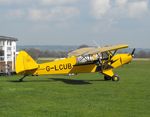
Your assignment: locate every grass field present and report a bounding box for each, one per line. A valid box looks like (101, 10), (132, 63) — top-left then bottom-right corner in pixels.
(0, 61), (150, 117)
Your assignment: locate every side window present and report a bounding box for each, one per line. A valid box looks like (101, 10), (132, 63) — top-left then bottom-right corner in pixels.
(0, 50), (4, 56)
(102, 52), (108, 59)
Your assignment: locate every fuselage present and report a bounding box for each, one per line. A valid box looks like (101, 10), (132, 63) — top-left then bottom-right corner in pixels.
(31, 53), (132, 76)
(15, 50), (133, 77)
(32, 57), (97, 75)
(15, 45), (134, 82)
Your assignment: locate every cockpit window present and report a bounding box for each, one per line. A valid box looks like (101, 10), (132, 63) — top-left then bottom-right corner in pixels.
(102, 52), (109, 60)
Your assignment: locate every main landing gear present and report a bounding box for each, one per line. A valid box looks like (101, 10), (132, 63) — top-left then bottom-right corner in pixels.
(104, 75), (120, 81)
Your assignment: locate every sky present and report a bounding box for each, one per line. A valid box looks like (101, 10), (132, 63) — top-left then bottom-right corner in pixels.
(0, 0), (150, 48)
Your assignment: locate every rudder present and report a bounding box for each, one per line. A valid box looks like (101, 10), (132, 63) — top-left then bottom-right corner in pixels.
(15, 51), (38, 74)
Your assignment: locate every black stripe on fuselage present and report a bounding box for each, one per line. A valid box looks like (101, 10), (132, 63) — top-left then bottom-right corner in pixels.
(74, 60), (98, 66)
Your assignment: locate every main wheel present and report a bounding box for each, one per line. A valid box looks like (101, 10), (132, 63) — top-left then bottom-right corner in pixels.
(104, 75), (112, 81)
(112, 75), (120, 81)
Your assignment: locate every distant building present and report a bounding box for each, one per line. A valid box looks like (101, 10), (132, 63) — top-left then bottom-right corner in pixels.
(0, 36), (18, 75)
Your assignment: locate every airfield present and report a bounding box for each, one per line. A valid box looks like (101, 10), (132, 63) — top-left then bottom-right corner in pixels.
(0, 60), (150, 117)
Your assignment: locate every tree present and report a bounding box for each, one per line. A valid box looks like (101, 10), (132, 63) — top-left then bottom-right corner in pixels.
(135, 50), (150, 58)
(24, 48), (41, 60)
(23, 48), (68, 59)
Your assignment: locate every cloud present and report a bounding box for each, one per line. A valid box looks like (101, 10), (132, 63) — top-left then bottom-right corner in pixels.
(0, 0), (16, 4)
(1, 0), (149, 22)
(0, 0), (80, 22)
(89, 0), (150, 34)
(40, 0), (78, 5)
(6, 9), (25, 18)
(0, 0), (78, 6)
(128, 1), (148, 18)
(28, 7), (80, 21)
(90, 0), (149, 20)
(0, 0), (32, 5)
(115, 0), (128, 8)
(90, 0), (111, 19)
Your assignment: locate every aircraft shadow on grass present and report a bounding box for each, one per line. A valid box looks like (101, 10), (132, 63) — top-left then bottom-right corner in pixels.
(50, 78), (92, 85)
(8, 77), (105, 85)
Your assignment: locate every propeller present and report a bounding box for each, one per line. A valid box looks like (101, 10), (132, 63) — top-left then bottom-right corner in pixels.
(131, 48), (136, 56)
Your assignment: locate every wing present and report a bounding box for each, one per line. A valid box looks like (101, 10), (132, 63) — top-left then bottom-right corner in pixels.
(68, 47), (95, 57)
(68, 44), (128, 57)
(84, 44), (128, 55)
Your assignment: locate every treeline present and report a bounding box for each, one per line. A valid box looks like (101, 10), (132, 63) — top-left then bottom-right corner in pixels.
(24, 48), (68, 59)
(24, 47), (150, 60)
(134, 50), (150, 58)
(24, 45), (89, 59)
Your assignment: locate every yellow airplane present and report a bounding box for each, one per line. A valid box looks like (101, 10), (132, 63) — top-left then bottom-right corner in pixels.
(15, 44), (135, 82)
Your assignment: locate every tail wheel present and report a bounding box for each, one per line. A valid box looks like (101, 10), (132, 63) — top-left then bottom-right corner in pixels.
(104, 76), (112, 81)
(112, 75), (120, 81)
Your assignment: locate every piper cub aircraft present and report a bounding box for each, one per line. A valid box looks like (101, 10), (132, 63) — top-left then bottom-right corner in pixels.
(16, 44), (135, 82)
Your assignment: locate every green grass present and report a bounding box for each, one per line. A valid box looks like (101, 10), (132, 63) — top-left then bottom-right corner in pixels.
(0, 61), (150, 117)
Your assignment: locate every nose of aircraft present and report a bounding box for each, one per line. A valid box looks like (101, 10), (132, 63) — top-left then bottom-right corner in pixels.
(121, 54), (133, 65)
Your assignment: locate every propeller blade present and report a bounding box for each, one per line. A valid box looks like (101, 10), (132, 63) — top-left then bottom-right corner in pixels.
(131, 48), (136, 56)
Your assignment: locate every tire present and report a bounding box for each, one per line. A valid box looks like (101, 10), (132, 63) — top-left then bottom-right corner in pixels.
(112, 75), (120, 81)
(104, 76), (112, 81)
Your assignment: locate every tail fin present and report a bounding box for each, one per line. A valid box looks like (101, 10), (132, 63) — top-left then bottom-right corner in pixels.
(16, 51), (38, 74)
